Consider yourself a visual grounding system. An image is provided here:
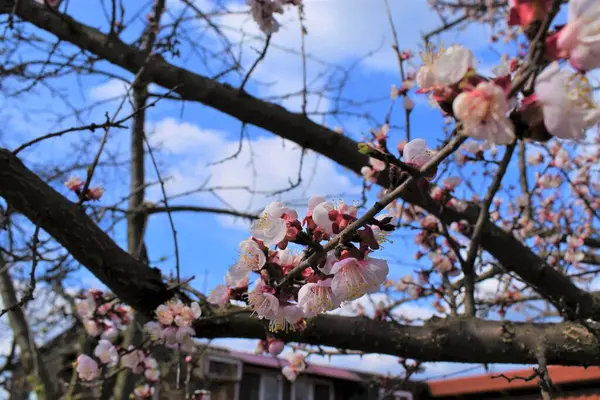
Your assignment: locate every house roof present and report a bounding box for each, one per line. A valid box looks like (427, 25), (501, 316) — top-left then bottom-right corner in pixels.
(228, 350), (364, 382)
(427, 366), (600, 397)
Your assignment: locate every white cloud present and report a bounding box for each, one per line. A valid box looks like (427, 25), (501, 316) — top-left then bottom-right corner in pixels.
(88, 79), (160, 102)
(89, 79), (131, 101)
(181, 0), (494, 75)
(146, 118), (361, 227)
(148, 118), (223, 153)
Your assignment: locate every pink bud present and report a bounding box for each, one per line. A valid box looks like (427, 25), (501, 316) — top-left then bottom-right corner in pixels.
(268, 340), (285, 356)
(185, 355), (192, 363)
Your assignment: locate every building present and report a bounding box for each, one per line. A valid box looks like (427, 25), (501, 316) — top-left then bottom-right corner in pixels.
(427, 365), (600, 399)
(7, 325), (425, 400)
(200, 347), (423, 400)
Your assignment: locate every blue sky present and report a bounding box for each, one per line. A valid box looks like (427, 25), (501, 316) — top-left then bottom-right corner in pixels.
(0, 0), (586, 383)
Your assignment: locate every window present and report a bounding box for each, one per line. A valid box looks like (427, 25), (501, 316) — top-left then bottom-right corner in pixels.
(313, 383), (331, 400)
(261, 374), (280, 400)
(205, 355), (242, 381)
(240, 372), (334, 400)
(292, 378), (333, 400)
(240, 372), (261, 400)
(293, 378), (311, 400)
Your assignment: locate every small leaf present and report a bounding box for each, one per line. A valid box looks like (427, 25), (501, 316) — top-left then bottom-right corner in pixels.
(357, 143), (371, 155)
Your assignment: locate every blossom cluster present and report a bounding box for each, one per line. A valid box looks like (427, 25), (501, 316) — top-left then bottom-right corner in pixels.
(74, 290), (163, 397)
(247, 0), (303, 35)
(410, 0), (600, 146)
(74, 297), (202, 397)
(65, 176), (104, 201)
(143, 299), (202, 352)
(75, 289), (131, 341)
(76, 345), (160, 398)
(208, 198), (390, 379)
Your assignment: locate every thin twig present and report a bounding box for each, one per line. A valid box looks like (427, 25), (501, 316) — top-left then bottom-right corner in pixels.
(462, 141), (516, 316)
(277, 133), (466, 288)
(240, 34), (272, 92)
(143, 118), (181, 283)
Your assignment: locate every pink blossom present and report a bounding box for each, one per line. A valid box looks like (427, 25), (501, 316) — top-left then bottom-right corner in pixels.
(169, 299), (185, 315)
(282, 366), (300, 382)
(264, 201), (298, 220)
(121, 347), (145, 373)
(250, 210), (287, 246)
(65, 177), (83, 192)
(87, 187), (104, 201)
(371, 225), (391, 245)
(144, 321), (163, 341)
(312, 200), (357, 235)
(330, 257), (389, 302)
(276, 248), (302, 267)
(534, 62), (599, 139)
(527, 151), (544, 165)
(101, 324), (119, 343)
(282, 353), (307, 382)
(247, 0), (283, 34)
(248, 281), (279, 319)
(144, 357), (160, 382)
(226, 264), (250, 288)
(238, 239), (267, 271)
(94, 340), (119, 367)
(536, 173), (562, 188)
(175, 303), (201, 327)
(191, 302), (202, 319)
(553, 148), (571, 169)
(84, 320), (100, 337)
(453, 82), (515, 144)
(268, 304), (304, 333)
(76, 355), (99, 381)
(416, 45), (475, 91)
(308, 196), (326, 213)
(208, 284), (230, 306)
(554, 0), (600, 72)
(155, 304), (174, 325)
(403, 139), (437, 179)
(297, 278), (339, 317)
(162, 326), (178, 346)
(176, 326), (196, 350)
(396, 275), (414, 291)
(319, 251), (338, 275)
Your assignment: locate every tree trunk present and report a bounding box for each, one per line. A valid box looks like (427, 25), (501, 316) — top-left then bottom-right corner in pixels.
(0, 257), (57, 400)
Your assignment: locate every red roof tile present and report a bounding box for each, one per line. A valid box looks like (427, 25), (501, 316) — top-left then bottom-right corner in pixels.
(428, 366), (600, 397)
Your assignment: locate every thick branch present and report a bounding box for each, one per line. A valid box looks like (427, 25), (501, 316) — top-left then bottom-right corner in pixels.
(9, 0), (600, 320)
(196, 312), (600, 366)
(3, 148), (600, 365)
(0, 148), (170, 313)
